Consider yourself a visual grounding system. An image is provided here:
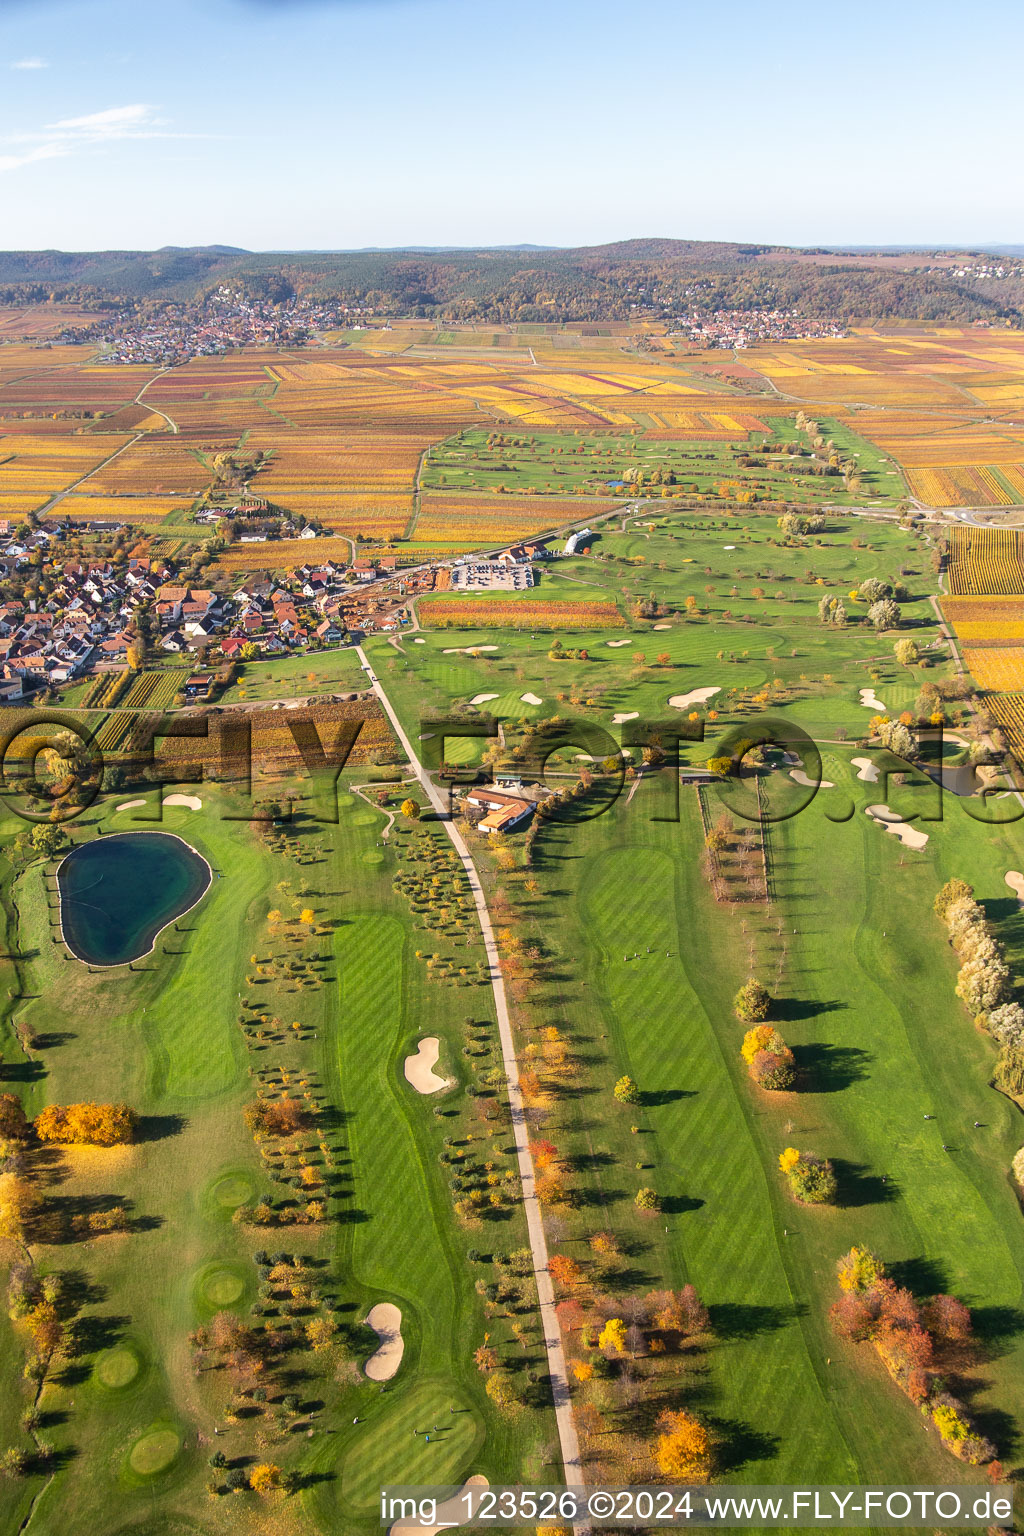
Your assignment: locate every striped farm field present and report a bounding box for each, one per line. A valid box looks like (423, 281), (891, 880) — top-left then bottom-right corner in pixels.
(987, 692), (1024, 761)
(93, 711), (134, 752)
(905, 465), (1014, 507)
(999, 463), (1024, 499)
(415, 491), (609, 543)
(62, 495), (189, 523)
(78, 440), (211, 496)
(941, 596), (1024, 623)
(0, 431), (135, 504)
(214, 536), (358, 570)
(418, 596), (624, 629)
(949, 621), (1024, 640)
(947, 525), (1024, 595)
(962, 647), (1024, 690)
(121, 669), (188, 709)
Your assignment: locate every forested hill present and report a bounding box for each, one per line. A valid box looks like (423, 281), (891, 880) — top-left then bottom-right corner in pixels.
(0, 239), (1020, 325)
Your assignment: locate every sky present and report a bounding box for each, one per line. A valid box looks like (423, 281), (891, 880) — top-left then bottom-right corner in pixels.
(0, 0), (1022, 251)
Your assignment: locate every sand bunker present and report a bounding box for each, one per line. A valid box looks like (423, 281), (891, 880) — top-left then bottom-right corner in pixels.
(413, 637), (426, 644)
(859, 689), (887, 711)
(1006, 871), (1024, 902)
(115, 799), (146, 812)
(865, 805), (929, 849)
(390, 1477), (489, 1536)
(606, 639), (631, 647)
(470, 693), (499, 705)
(404, 1036), (449, 1094)
(520, 692), (543, 706)
(653, 623), (672, 630)
(613, 711), (639, 724)
(443, 645), (499, 654)
(668, 686), (721, 709)
(790, 769), (835, 789)
(364, 1302), (404, 1381)
(723, 544), (737, 550)
(164, 794), (202, 811)
(852, 756), (880, 782)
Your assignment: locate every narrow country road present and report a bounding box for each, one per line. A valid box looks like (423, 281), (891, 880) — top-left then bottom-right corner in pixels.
(354, 645), (584, 1488)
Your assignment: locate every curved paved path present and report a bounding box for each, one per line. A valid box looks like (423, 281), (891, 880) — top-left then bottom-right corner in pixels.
(355, 645), (584, 1487)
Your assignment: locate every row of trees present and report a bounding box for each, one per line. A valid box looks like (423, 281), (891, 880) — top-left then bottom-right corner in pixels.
(934, 878), (1024, 1097)
(735, 981), (796, 1089)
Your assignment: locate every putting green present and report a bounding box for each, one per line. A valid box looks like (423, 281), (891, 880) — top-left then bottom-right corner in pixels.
(340, 1381), (481, 1513)
(336, 793), (356, 810)
(93, 1344), (141, 1390)
(362, 850), (385, 865)
(194, 1261), (247, 1311)
(208, 1172), (255, 1211)
(128, 1426), (180, 1476)
(352, 811), (379, 826)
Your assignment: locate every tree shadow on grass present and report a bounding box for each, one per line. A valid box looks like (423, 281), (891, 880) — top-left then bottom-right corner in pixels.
(0, 1059), (46, 1084)
(135, 1113), (187, 1143)
(291, 1469), (336, 1490)
(707, 1301), (804, 1341)
(771, 996), (846, 1024)
(27, 1445), (77, 1476)
(640, 1088), (695, 1108)
(601, 1265), (659, 1293)
(564, 1150), (617, 1174)
(28, 1030), (76, 1051)
(968, 1304), (1024, 1360)
(71, 1312), (132, 1357)
(832, 1158), (898, 1209)
(712, 1416), (782, 1475)
(794, 1043), (871, 1093)
(661, 1193), (704, 1216)
(889, 1255), (948, 1295)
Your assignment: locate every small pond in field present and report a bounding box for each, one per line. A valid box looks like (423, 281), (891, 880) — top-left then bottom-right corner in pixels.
(57, 832), (211, 966)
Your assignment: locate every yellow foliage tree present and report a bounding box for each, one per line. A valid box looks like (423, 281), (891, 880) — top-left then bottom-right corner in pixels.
(836, 1244), (885, 1293)
(299, 908), (315, 925)
(741, 1025), (778, 1065)
(249, 1463), (282, 1495)
(598, 1317), (627, 1355)
(35, 1102), (137, 1147)
(778, 1147), (801, 1173)
(572, 1360), (594, 1382)
(0, 1173), (31, 1240)
(655, 1409), (714, 1482)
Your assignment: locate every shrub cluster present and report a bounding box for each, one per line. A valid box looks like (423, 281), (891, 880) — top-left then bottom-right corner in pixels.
(34, 1102), (137, 1147)
(741, 1025), (795, 1090)
(831, 1246), (995, 1465)
(778, 1147), (837, 1204)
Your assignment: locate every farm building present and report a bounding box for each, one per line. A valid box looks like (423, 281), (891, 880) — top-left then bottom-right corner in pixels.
(463, 787), (534, 834)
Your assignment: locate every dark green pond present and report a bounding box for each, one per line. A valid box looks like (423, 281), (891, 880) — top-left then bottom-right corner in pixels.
(57, 832), (211, 966)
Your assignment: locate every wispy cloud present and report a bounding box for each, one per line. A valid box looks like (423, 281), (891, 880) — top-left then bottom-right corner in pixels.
(0, 103), (223, 173)
(46, 103), (168, 139)
(0, 143), (66, 173)
(10, 56), (47, 70)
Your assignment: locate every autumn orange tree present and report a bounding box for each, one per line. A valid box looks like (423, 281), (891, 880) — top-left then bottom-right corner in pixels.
(548, 1254), (583, 1291)
(34, 1102), (138, 1147)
